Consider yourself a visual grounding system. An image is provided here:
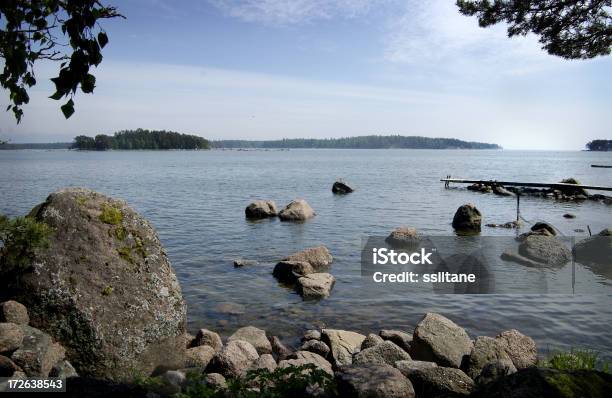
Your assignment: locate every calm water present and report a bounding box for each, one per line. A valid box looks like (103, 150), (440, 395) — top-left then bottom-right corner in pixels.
(1, 149), (611, 358)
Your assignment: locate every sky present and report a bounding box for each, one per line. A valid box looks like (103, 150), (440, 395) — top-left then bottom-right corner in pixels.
(0, 0), (610, 149)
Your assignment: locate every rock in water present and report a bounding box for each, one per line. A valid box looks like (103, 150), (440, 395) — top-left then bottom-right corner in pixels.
(385, 227), (421, 249)
(410, 313), (473, 368)
(244, 200), (277, 219)
(0, 188), (186, 380)
(452, 203), (482, 233)
(492, 185), (514, 196)
(332, 181), (354, 194)
(335, 363), (415, 398)
(573, 228), (612, 267)
(518, 235), (571, 266)
(530, 222), (557, 236)
(297, 273), (335, 299)
(278, 199), (315, 221)
(281, 246), (333, 270)
(559, 177), (589, 197)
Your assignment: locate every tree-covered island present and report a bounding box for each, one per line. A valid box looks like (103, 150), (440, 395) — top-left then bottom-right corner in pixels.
(72, 129), (210, 150)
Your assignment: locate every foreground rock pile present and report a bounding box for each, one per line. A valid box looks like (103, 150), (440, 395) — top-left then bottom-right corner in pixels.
(0, 300), (77, 383)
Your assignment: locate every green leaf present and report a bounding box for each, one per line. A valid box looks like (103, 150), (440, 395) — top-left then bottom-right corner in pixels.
(61, 99), (75, 119)
(98, 32), (109, 48)
(49, 91), (64, 100)
(81, 74), (96, 93)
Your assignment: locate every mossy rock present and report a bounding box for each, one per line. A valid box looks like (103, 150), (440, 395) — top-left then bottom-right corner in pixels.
(0, 188), (186, 381)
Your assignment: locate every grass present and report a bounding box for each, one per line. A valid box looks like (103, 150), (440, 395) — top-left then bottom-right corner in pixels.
(540, 349), (610, 373)
(99, 203), (123, 225)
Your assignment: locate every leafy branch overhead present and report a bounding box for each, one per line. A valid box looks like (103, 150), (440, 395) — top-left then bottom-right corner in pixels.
(0, 1), (123, 122)
(457, 0), (612, 59)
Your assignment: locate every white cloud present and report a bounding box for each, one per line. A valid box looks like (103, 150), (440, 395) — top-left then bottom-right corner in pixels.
(210, 0), (380, 25)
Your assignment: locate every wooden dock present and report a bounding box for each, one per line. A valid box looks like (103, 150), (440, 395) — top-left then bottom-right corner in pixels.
(440, 178), (612, 192)
(591, 164), (612, 168)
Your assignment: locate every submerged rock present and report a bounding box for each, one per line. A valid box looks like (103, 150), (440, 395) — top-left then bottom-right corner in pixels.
(452, 203), (482, 233)
(245, 200), (277, 219)
(273, 246), (333, 283)
(573, 228), (612, 267)
(278, 199), (315, 221)
(410, 313), (473, 368)
(492, 185), (514, 196)
(332, 181), (354, 194)
(0, 188), (186, 380)
(297, 273), (335, 299)
(335, 363), (415, 398)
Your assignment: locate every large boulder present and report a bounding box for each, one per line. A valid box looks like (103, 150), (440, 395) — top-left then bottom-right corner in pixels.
(407, 367), (474, 397)
(245, 200), (277, 219)
(495, 329), (537, 369)
(472, 367), (612, 398)
(332, 181), (354, 194)
(531, 222), (556, 236)
(297, 273), (335, 299)
(353, 340), (411, 366)
(0, 188), (186, 380)
(273, 246), (333, 283)
(518, 235), (571, 266)
(184, 345), (215, 368)
(321, 329), (366, 367)
(452, 203), (482, 233)
(278, 199), (315, 221)
(361, 333), (384, 350)
(463, 336), (512, 379)
(335, 363), (415, 398)
(0, 301), (29, 325)
(410, 313), (473, 368)
(207, 340), (259, 378)
(395, 360), (438, 377)
(227, 326), (272, 355)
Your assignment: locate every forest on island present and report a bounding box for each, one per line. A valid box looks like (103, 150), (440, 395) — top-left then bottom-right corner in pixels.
(72, 129), (210, 150)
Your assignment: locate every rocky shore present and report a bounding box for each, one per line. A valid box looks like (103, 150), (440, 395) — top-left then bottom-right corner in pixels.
(1, 187), (611, 397)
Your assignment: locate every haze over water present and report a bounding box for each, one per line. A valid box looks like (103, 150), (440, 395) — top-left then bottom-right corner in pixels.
(1, 148), (611, 358)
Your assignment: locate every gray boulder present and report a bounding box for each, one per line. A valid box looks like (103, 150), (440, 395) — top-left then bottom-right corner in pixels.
(270, 336), (292, 361)
(249, 353), (277, 372)
(395, 360), (438, 377)
(185, 345), (216, 368)
(297, 273), (335, 299)
(573, 228), (612, 267)
(204, 373), (227, 389)
(452, 203), (482, 233)
(321, 329), (366, 367)
(407, 367), (474, 397)
(245, 200), (278, 219)
(475, 359), (517, 385)
(207, 340), (259, 378)
(353, 340), (411, 366)
(332, 181), (354, 194)
(492, 185), (514, 196)
(273, 261), (314, 283)
(302, 329), (321, 342)
(227, 326), (272, 355)
(361, 333), (384, 350)
(0, 188), (186, 380)
(335, 363), (415, 398)
(300, 339), (330, 358)
(0, 301), (29, 325)
(463, 336), (512, 379)
(278, 199), (315, 221)
(518, 235), (571, 266)
(495, 329), (537, 369)
(282, 246), (333, 270)
(531, 222), (557, 236)
(279, 351), (333, 375)
(192, 329), (223, 352)
(379, 329), (412, 352)
(410, 313), (473, 368)
(0, 323), (23, 353)
(10, 325), (65, 377)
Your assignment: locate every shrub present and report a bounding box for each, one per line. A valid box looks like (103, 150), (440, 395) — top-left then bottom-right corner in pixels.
(540, 349), (610, 373)
(0, 214), (52, 270)
(99, 204), (123, 225)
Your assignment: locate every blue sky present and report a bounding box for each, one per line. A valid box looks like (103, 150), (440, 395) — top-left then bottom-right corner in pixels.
(1, 0), (610, 149)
